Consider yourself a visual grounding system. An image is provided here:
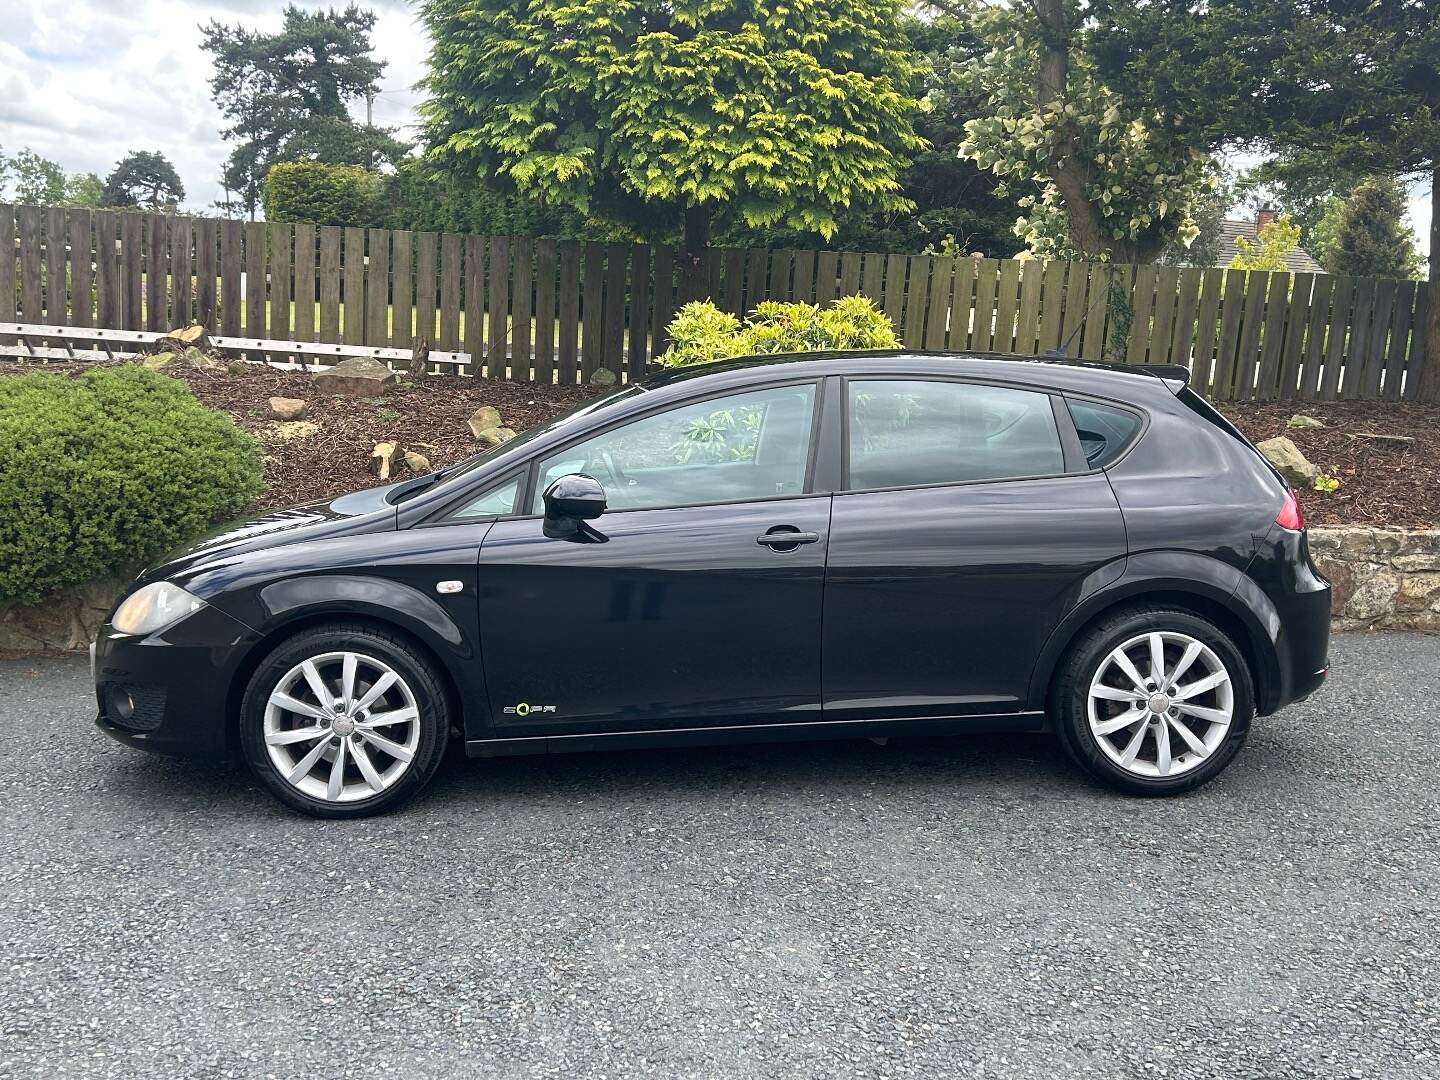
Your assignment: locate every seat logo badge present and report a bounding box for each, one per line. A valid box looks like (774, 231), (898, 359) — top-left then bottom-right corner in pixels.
(436, 580), (464, 594)
(503, 702), (557, 717)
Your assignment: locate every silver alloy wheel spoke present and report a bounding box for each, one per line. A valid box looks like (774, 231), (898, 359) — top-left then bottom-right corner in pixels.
(1087, 630), (1233, 779)
(264, 651), (421, 803)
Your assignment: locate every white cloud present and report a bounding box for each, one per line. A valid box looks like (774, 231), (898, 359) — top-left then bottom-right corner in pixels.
(0, 0), (428, 212)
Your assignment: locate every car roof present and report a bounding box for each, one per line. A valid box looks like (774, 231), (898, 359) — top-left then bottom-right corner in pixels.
(637, 350), (1189, 399)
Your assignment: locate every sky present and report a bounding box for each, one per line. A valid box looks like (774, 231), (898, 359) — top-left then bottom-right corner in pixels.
(0, 0), (1431, 261)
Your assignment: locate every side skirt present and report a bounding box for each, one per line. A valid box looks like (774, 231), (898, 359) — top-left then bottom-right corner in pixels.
(464, 711), (1048, 758)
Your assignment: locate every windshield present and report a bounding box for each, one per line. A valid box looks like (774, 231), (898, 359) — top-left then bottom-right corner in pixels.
(432, 383), (647, 486)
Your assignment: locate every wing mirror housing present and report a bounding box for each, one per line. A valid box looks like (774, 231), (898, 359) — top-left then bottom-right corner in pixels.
(542, 473), (607, 540)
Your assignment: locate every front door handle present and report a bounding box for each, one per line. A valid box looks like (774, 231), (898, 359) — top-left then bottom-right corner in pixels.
(756, 528), (821, 550)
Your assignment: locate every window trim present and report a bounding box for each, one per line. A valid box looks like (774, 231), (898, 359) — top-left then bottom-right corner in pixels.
(839, 374), (1078, 495)
(1060, 391), (1149, 472)
(515, 377), (827, 517)
(418, 468), (527, 527)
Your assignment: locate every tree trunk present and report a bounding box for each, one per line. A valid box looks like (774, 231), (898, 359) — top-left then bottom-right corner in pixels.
(1422, 166), (1440, 402)
(682, 205), (711, 252)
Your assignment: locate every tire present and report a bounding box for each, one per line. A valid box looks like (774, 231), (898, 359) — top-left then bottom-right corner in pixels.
(239, 623), (451, 818)
(1053, 605), (1254, 796)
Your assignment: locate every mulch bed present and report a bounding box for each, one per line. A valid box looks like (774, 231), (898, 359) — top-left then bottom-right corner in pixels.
(1222, 401), (1440, 529)
(4, 359), (1436, 528)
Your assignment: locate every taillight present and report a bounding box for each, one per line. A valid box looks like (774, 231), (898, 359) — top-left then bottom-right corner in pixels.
(1276, 487), (1305, 531)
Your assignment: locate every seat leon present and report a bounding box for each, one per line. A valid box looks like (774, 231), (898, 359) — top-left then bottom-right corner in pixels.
(93, 352), (1331, 817)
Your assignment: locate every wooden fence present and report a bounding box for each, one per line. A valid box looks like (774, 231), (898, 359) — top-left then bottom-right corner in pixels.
(2, 203), (1429, 400)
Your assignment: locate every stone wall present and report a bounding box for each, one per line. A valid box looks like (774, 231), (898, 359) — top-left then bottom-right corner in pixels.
(1309, 527), (1440, 632)
(0, 569), (137, 657)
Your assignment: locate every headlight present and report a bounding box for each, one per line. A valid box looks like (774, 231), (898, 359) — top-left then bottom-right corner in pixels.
(111, 582), (207, 636)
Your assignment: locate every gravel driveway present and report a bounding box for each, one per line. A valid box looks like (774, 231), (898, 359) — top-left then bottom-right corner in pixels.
(1, 633), (1435, 1080)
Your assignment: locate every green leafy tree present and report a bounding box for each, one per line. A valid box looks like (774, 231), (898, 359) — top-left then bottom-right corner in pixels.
(1228, 215), (1301, 272)
(102, 151), (186, 210)
(1090, 0), (1440, 396)
(63, 173), (105, 208)
(263, 162), (384, 227)
(939, 0), (1211, 262)
(381, 159), (589, 238)
(6, 148), (67, 205)
(419, 0), (925, 249)
(201, 4), (408, 218)
(1327, 177), (1422, 280)
(1234, 148), (1366, 251)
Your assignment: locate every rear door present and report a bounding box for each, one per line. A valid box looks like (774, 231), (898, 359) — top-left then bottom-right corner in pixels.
(822, 377), (1128, 721)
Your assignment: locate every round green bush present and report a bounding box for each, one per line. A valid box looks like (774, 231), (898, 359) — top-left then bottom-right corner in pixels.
(0, 365), (264, 603)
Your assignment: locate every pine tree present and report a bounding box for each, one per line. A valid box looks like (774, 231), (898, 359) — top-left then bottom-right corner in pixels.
(1328, 177), (1422, 279)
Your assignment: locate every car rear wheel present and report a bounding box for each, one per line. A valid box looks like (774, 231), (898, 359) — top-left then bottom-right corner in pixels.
(239, 624), (450, 818)
(1054, 606), (1253, 796)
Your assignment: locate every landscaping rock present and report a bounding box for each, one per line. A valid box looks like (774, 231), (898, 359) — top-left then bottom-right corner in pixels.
(403, 450), (432, 474)
(370, 440), (400, 481)
(268, 397), (308, 421)
(589, 368), (618, 388)
(142, 346), (219, 371)
(313, 357), (398, 397)
(468, 406), (503, 439)
(494, 427), (517, 443)
(1287, 414), (1325, 429)
(1255, 436), (1318, 486)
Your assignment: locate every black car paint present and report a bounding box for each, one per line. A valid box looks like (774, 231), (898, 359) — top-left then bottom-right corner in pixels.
(94, 351), (1329, 762)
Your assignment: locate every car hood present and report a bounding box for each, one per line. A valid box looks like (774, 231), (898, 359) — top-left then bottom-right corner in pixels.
(138, 482), (400, 589)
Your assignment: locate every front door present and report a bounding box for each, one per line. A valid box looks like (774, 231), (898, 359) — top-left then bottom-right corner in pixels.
(823, 378), (1128, 721)
(477, 381), (829, 735)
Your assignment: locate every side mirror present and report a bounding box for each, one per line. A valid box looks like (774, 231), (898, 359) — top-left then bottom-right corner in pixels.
(542, 474), (607, 541)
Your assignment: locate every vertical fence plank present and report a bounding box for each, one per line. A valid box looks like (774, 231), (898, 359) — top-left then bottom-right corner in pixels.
(193, 219), (217, 330)
(120, 213), (143, 330)
(1078, 265), (1112, 360)
(464, 236), (486, 372)
(94, 212), (120, 330)
(838, 251), (862, 299)
(168, 216), (191, 327)
(1230, 270), (1269, 400)
(244, 221), (266, 337)
(487, 236), (511, 375)
(412, 231), (436, 349)
(903, 256), (932, 348)
(815, 250), (839, 304)
(1297, 274), (1333, 400)
(859, 252), (885, 305)
(292, 223), (316, 343)
(389, 230), (411, 351)
(924, 259), (956, 350)
(1189, 269), (1224, 393)
(1318, 277), (1356, 400)
(269, 223), (293, 342)
(1147, 265), (1179, 365)
(745, 248), (769, 310)
(1360, 278), (1398, 399)
(972, 258), (1002, 351)
(140, 213), (164, 330)
(342, 227), (365, 345)
(557, 240), (581, 383)
(318, 227), (342, 344)
(1340, 277), (1377, 399)
(1402, 286), (1427, 401)
(66, 209), (92, 328)
(219, 220), (244, 337)
(534, 238), (558, 384)
(766, 249), (793, 302)
(704, 248), (723, 301)
(1036, 260), (1067, 354)
(1058, 262), (1090, 358)
(881, 253), (908, 331)
(1381, 280), (1416, 402)
(790, 249), (817, 304)
(1168, 268), (1204, 369)
(947, 257), (977, 351)
(512, 237), (535, 381)
(1013, 260), (1043, 356)
(1210, 269), (1248, 400)
(991, 259), (1020, 353)
(628, 244), (650, 377)
(0, 206), (14, 334)
(17, 207), (43, 324)
(363, 229), (388, 347)
(1275, 273), (1314, 399)
(603, 243), (627, 378)
(43, 208), (67, 326)
(721, 248), (745, 314)
(1253, 271), (1291, 399)
(1125, 264), (1156, 363)
(650, 246), (675, 355)
(581, 243), (604, 380)
(438, 233), (462, 352)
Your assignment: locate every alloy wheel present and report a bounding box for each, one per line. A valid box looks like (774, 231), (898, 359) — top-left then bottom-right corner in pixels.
(263, 651), (421, 803)
(1086, 631), (1234, 779)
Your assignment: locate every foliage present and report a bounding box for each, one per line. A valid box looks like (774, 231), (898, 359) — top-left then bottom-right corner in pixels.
(1159, 164), (1231, 267)
(263, 162), (385, 228)
(1308, 196), (1347, 272)
(1227, 216), (1302, 272)
(101, 151), (186, 211)
(1313, 473), (1340, 494)
(5, 148), (67, 205)
(201, 4), (407, 217)
(658, 295), (899, 367)
(1234, 148), (1367, 251)
(1327, 177), (1423, 280)
(64, 173), (105, 209)
(379, 159), (591, 238)
(946, 0), (1211, 262)
(672, 406), (763, 464)
(0, 366), (263, 603)
(419, 0), (925, 247)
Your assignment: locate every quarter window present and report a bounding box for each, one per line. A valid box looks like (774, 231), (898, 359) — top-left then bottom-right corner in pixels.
(1066, 399), (1142, 468)
(846, 380), (1065, 490)
(532, 383), (818, 512)
(448, 476), (520, 520)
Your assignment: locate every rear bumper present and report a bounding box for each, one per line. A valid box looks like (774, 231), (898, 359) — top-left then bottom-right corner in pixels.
(93, 604), (260, 761)
(1247, 525), (1331, 714)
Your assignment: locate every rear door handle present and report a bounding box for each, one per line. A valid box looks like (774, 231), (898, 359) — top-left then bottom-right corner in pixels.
(756, 529), (820, 548)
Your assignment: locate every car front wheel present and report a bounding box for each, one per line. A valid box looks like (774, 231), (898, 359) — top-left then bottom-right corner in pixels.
(1054, 606), (1254, 796)
(239, 624), (450, 818)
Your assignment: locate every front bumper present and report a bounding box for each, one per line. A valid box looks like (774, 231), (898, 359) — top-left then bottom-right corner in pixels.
(93, 603), (261, 760)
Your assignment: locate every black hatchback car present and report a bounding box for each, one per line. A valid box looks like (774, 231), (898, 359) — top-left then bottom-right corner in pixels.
(95, 352), (1330, 817)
